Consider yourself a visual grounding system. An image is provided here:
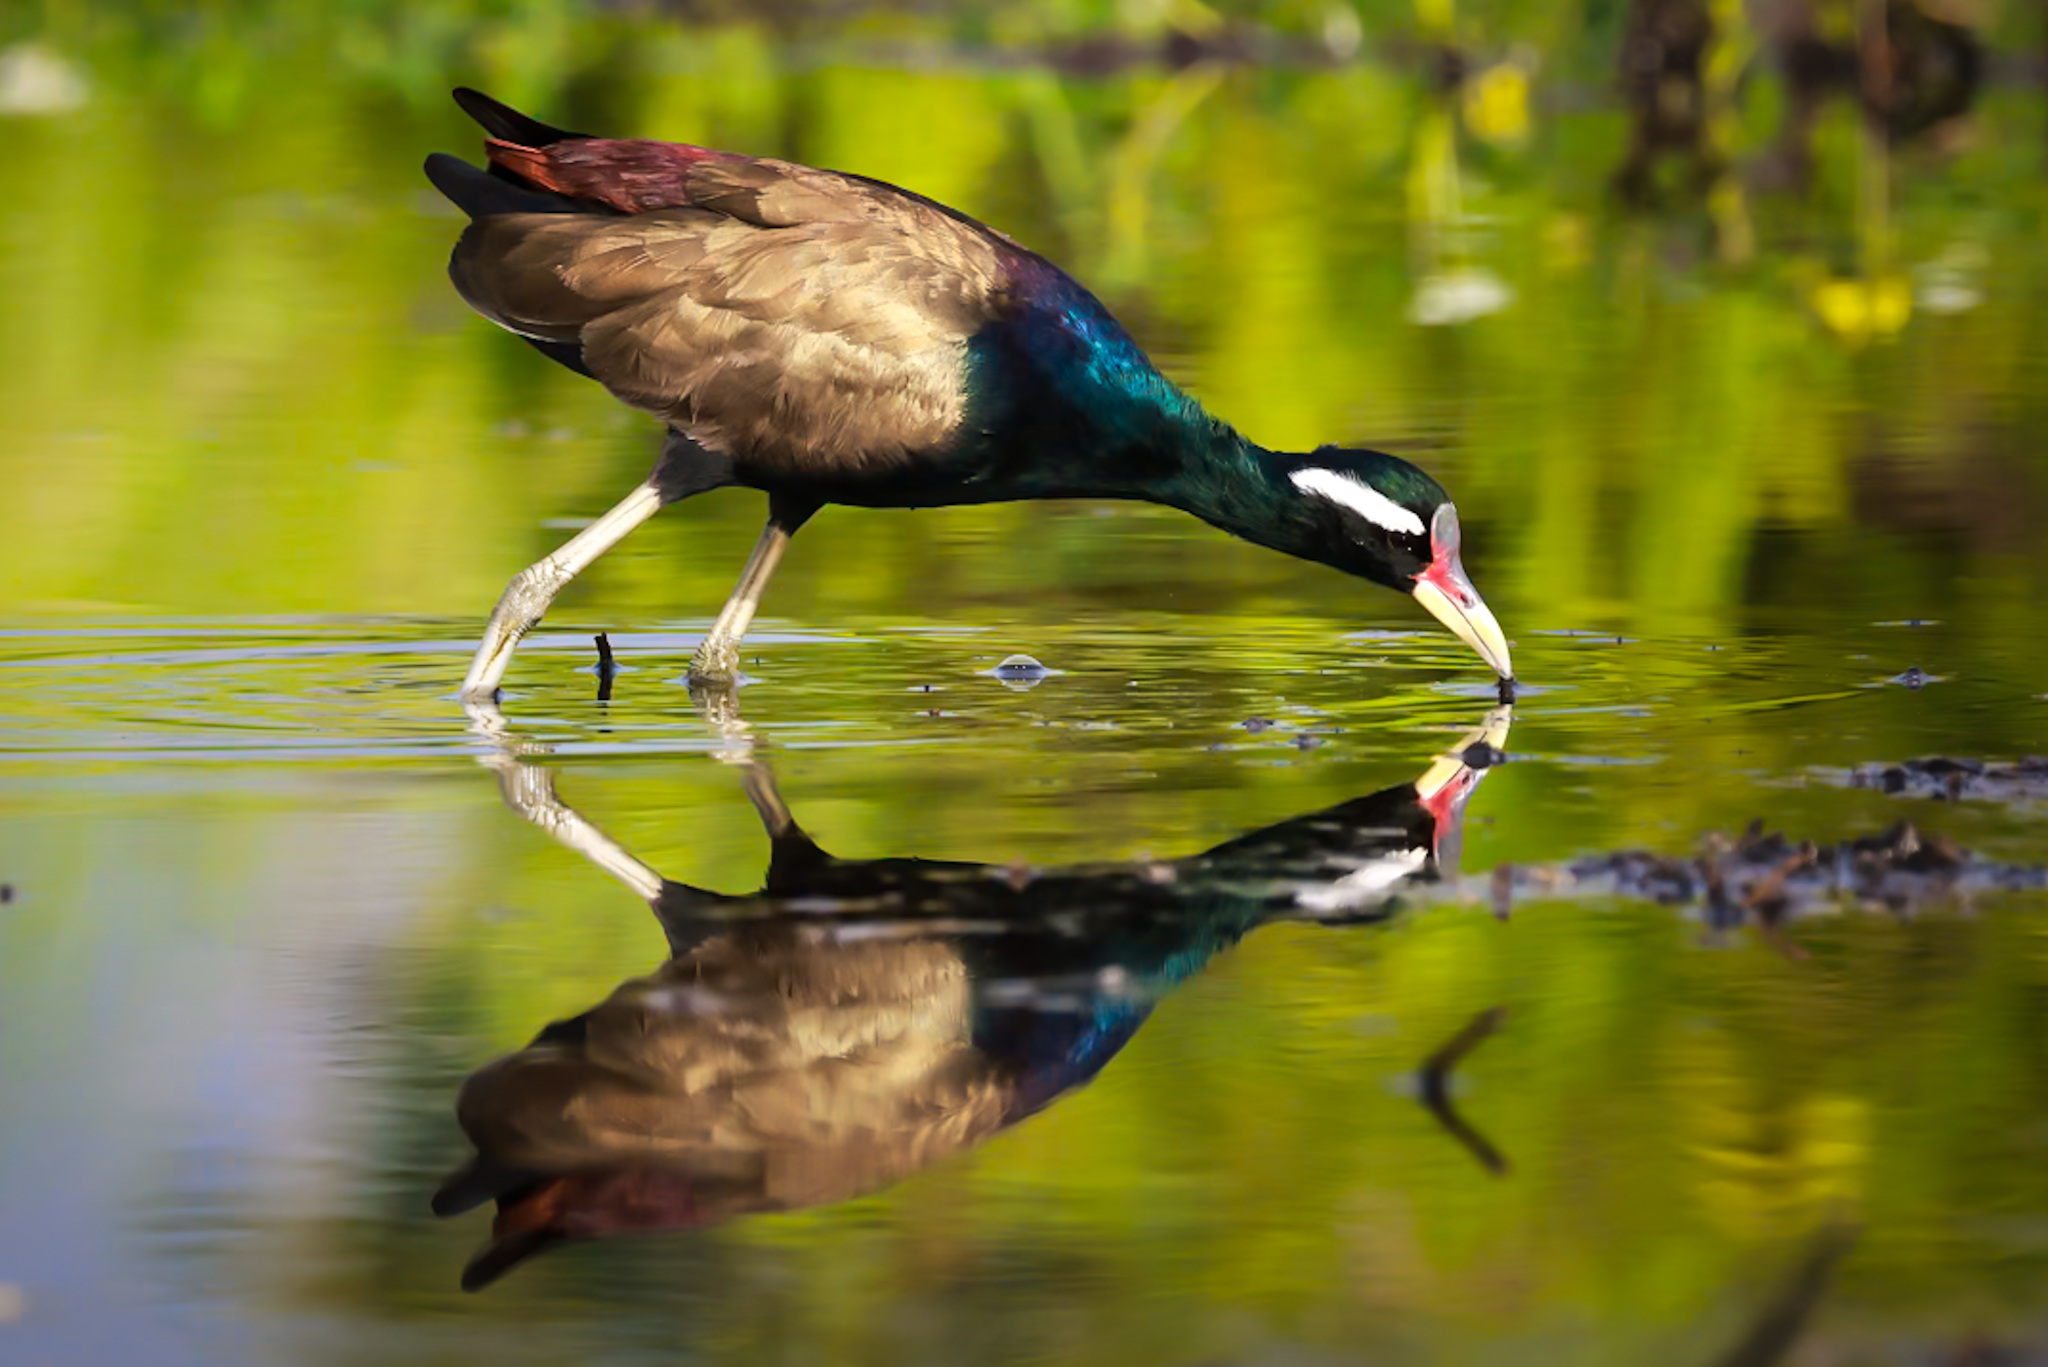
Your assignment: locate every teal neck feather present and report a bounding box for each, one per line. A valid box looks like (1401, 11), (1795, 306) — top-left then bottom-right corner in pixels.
(1070, 368), (1442, 574)
(1011, 311), (1313, 549)
(1070, 374), (1336, 564)
(982, 271), (1436, 571)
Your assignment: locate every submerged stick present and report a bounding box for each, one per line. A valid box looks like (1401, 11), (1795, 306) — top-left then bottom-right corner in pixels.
(1417, 1005), (1510, 1175)
(1490, 863), (1514, 921)
(1710, 1220), (1859, 1367)
(593, 632), (617, 702)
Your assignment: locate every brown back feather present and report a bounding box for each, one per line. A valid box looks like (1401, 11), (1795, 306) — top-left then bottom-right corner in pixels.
(452, 138), (1013, 473)
(444, 930), (1012, 1287)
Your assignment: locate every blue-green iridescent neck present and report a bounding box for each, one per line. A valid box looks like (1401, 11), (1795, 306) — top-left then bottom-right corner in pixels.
(968, 885), (1273, 1119)
(971, 260), (1292, 531)
(963, 256), (1462, 583)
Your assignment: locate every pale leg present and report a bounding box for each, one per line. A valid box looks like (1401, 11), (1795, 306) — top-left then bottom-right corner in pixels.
(692, 681), (756, 763)
(481, 751), (666, 902)
(688, 518), (796, 686)
(739, 760), (797, 839)
(461, 481), (666, 699)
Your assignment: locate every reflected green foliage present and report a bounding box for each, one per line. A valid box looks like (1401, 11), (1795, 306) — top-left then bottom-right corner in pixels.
(12, 733), (2041, 1365)
(2, 2), (2048, 1363)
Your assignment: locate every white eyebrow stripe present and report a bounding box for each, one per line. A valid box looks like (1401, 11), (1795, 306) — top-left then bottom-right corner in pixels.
(1288, 468), (1427, 536)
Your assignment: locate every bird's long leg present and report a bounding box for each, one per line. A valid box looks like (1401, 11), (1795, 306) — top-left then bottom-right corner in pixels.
(461, 481), (666, 700)
(482, 752), (666, 902)
(688, 504), (812, 685)
(739, 760), (797, 838)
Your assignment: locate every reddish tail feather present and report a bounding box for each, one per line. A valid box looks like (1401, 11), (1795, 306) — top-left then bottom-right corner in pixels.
(484, 136), (729, 214)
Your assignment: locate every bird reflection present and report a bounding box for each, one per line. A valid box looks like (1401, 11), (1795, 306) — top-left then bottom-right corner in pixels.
(437, 708), (1512, 1289)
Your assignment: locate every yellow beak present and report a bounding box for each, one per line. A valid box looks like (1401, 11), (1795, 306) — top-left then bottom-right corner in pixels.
(1413, 561), (1513, 680)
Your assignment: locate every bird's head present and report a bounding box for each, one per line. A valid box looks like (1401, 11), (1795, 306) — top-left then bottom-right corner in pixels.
(1279, 449), (1513, 681)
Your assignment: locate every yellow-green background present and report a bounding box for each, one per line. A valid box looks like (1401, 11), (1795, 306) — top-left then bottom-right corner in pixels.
(2, 1), (2047, 1363)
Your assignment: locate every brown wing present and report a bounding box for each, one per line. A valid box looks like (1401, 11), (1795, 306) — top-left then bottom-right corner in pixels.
(449, 147), (1013, 474)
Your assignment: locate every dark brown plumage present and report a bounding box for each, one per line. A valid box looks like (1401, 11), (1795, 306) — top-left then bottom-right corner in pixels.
(447, 145), (1007, 476)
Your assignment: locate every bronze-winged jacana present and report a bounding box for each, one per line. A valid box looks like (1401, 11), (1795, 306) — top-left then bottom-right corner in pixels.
(424, 89), (1513, 698)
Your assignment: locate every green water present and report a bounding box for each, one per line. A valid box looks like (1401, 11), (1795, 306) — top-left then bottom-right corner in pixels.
(4, 8), (2048, 1365)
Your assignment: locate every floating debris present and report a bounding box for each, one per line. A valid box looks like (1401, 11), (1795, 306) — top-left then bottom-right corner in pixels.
(1841, 756), (2048, 805)
(987, 654), (1052, 688)
(0, 43), (89, 116)
(1241, 716), (1274, 733)
(1489, 818), (2042, 919)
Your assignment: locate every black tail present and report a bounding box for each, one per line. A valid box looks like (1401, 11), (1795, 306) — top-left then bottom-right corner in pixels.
(423, 151), (577, 219)
(453, 87), (590, 146)
(461, 1228), (568, 1293)
(432, 1155), (544, 1218)
(422, 153), (598, 378)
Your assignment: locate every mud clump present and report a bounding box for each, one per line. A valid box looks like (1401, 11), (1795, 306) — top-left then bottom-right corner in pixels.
(1492, 817), (2043, 920)
(1845, 756), (2048, 804)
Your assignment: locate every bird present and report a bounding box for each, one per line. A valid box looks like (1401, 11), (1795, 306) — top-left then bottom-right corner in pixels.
(436, 706), (1511, 1287)
(423, 88), (1514, 698)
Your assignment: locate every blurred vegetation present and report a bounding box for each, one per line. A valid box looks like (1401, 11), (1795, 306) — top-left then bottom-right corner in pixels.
(4, 0), (2046, 645)
(3, 1), (2048, 1361)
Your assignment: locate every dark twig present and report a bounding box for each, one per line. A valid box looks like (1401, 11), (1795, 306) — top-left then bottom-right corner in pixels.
(1417, 1005), (1510, 1175)
(1701, 846), (1739, 931)
(593, 632), (617, 702)
(1744, 847), (1817, 961)
(1710, 1219), (1860, 1367)
(1939, 1335), (2013, 1367)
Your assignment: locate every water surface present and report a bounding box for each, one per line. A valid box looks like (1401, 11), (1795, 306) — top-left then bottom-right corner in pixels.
(4, 14), (2048, 1366)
